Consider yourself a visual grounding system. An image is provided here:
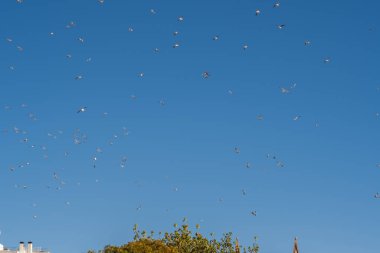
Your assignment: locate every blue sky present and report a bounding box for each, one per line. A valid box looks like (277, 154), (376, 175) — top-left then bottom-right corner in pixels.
(0, 0), (379, 252)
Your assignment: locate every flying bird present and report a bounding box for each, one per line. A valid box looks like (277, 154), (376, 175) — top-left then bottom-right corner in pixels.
(77, 107), (87, 113)
(202, 71), (210, 79)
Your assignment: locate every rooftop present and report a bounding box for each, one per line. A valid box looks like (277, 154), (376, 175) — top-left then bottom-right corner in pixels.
(0, 242), (49, 253)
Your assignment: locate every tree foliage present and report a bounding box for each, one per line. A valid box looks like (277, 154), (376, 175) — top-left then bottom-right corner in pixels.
(89, 221), (259, 253)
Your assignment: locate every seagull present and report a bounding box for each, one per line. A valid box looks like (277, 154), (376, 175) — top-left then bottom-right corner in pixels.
(304, 40), (311, 46)
(122, 127), (130, 136)
(293, 115), (301, 121)
(75, 75), (83, 80)
(178, 16), (184, 22)
(277, 24), (285, 29)
(92, 156), (98, 168)
(173, 42), (180, 48)
(66, 21), (76, 29)
(234, 147), (240, 154)
(28, 112), (37, 121)
(120, 156), (127, 168)
(173, 31), (179, 36)
(77, 107), (87, 113)
(213, 35), (220, 41)
(251, 210), (257, 216)
(374, 193), (380, 199)
(255, 9), (261, 16)
(281, 83), (296, 94)
(159, 99), (166, 106)
(273, 2), (280, 8)
(243, 44), (249, 50)
(324, 57), (331, 64)
(202, 71), (210, 79)
(281, 87), (290, 94)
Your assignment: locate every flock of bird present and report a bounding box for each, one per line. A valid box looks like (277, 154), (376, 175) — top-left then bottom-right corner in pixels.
(1, 0), (379, 240)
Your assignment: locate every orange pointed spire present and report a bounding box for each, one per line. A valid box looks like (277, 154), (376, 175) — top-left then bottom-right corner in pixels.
(293, 237), (299, 253)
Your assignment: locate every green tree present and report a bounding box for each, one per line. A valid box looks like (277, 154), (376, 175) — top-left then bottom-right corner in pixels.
(89, 220), (259, 253)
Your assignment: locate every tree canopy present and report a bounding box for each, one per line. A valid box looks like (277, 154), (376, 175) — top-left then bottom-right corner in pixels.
(88, 221), (259, 253)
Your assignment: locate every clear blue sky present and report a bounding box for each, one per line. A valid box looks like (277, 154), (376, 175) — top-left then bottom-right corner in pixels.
(0, 0), (379, 252)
